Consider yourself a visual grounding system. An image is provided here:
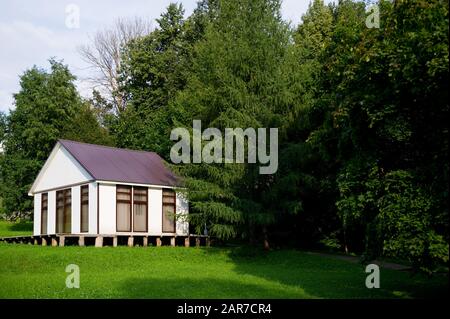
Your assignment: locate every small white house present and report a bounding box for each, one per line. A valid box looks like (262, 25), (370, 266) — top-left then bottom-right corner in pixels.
(28, 140), (189, 237)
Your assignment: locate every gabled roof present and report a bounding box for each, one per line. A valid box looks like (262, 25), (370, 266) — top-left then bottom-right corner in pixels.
(58, 139), (179, 187)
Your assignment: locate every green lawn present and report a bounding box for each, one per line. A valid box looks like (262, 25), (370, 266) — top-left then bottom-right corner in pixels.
(0, 220), (33, 237)
(0, 242), (447, 299)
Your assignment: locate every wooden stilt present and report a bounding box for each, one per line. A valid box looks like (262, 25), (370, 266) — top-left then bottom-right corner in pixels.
(143, 237), (148, 247)
(51, 237), (58, 247)
(59, 236), (65, 247)
(78, 236), (85, 247)
(170, 237), (176, 247)
(113, 236), (118, 247)
(156, 237), (162, 247)
(95, 236), (103, 247)
(128, 236), (134, 247)
(184, 237), (190, 247)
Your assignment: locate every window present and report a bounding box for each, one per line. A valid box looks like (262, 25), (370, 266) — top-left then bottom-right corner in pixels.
(133, 187), (148, 232)
(41, 193), (48, 234)
(80, 185), (89, 232)
(56, 188), (71, 233)
(116, 185), (132, 232)
(162, 189), (176, 233)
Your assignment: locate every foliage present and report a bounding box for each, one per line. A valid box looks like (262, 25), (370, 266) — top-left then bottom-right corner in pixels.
(170, 0), (295, 241)
(1, 0), (448, 274)
(314, 0), (449, 272)
(0, 59), (111, 218)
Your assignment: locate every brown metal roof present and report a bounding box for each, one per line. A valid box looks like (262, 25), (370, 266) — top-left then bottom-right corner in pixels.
(59, 139), (179, 187)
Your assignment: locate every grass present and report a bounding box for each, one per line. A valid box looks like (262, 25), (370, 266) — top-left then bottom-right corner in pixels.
(0, 220), (33, 237)
(0, 221), (447, 299)
(0, 243), (447, 299)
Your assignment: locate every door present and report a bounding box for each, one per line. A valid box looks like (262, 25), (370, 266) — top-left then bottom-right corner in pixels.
(162, 189), (176, 233)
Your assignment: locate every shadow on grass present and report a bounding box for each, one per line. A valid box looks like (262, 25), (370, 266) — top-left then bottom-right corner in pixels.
(204, 246), (449, 299)
(118, 277), (310, 299)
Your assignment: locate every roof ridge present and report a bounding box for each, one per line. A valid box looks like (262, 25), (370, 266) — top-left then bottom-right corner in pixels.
(58, 139), (158, 156)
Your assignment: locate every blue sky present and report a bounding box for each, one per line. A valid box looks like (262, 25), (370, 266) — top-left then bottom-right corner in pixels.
(0, 0), (325, 113)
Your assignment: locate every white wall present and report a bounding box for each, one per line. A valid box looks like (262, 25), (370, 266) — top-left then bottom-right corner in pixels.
(31, 144), (92, 193)
(33, 194), (41, 236)
(47, 191), (56, 235)
(33, 182), (189, 236)
(148, 188), (162, 235)
(176, 192), (189, 235)
(33, 183), (97, 236)
(98, 183), (116, 234)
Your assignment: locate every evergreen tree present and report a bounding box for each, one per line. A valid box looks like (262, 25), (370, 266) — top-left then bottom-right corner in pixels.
(171, 0), (294, 245)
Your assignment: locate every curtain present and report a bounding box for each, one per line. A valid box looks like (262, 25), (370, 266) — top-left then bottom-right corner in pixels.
(41, 193), (48, 234)
(81, 186), (89, 232)
(117, 202), (131, 231)
(162, 189), (176, 233)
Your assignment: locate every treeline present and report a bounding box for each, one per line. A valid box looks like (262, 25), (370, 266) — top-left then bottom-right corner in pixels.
(0, 0), (448, 272)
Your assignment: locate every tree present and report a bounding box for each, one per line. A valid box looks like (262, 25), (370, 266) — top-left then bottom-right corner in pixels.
(170, 0), (294, 246)
(313, 0), (449, 271)
(79, 17), (151, 115)
(0, 59), (111, 219)
(112, 2), (209, 157)
(263, 0), (338, 249)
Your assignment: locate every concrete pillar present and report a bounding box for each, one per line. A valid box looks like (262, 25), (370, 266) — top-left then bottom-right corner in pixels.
(59, 236), (65, 247)
(156, 237), (162, 247)
(95, 236), (103, 248)
(34, 238), (39, 245)
(143, 237), (148, 247)
(184, 237), (190, 247)
(128, 236), (134, 247)
(206, 237), (211, 247)
(195, 237), (200, 247)
(170, 237), (176, 247)
(42, 237), (47, 246)
(51, 237), (58, 247)
(78, 237), (85, 247)
(113, 237), (118, 247)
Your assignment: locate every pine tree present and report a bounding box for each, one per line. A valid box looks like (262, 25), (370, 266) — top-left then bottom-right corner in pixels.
(171, 0), (293, 245)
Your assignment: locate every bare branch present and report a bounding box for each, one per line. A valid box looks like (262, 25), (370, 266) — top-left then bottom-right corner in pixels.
(78, 16), (152, 115)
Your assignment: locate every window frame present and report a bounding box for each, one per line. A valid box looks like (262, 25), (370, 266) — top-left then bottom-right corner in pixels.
(133, 186), (148, 232)
(80, 185), (89, 233)
(162, 189), (176, 233)
(40, 193), (48, 235)
(56, 188), (72, 234)
(116, 185), (132, 232)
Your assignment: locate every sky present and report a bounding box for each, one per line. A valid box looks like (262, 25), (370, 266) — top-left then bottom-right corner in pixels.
(0, 0), (323, 113)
